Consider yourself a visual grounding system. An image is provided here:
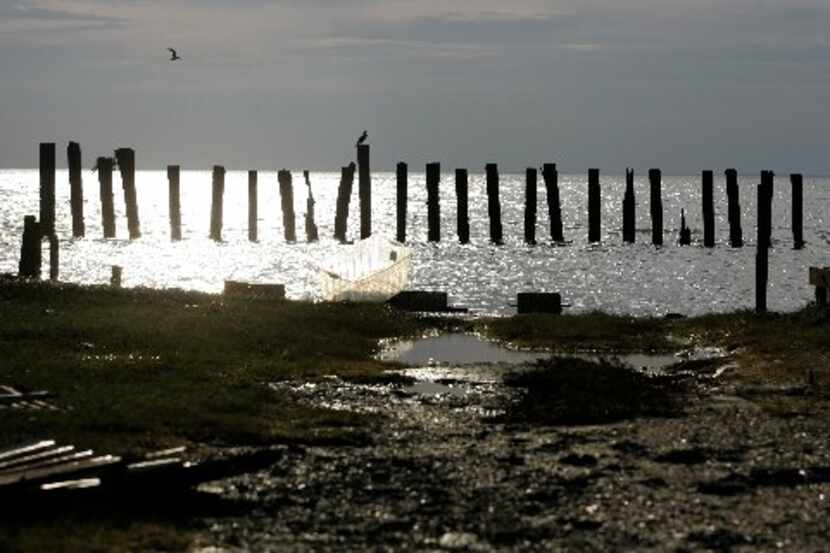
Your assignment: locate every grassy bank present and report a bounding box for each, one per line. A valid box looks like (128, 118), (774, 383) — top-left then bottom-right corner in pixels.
(0, 281), (427, 455)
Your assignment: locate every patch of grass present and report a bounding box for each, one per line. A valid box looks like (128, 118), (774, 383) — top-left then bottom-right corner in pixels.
(0, 281), (427, 455)
(502, 357), (687, 425)
(0, 517), (192, 553)
(479, 312), (674, 352)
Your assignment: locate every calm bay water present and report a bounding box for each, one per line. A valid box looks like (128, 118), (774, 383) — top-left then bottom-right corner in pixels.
(1, 169), (828, 316)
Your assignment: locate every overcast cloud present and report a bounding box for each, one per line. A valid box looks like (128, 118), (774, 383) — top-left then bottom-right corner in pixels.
(1, 0), (828, 173)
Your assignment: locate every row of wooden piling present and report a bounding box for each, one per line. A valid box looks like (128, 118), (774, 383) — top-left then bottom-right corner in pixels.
(34, 142), (807, 250)
(398, 164), (805, 250)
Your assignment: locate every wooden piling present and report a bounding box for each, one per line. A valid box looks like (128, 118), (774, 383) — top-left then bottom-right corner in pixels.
(725, 168), (743, 247)
(622, 168), (636, 243)
(679, 209), (691, 246)
(524, 168), (537, 245)
(791, 173), (804, 249)
(649, 169), (663, 247)
(39, 143), (56, 237)
(702, 170), (715, 248)
(357, 144), (371, 239)
(542, 163), (563, 242)
(304, 170), (319, 243)
(48, 233), (59, 282)
(167, 165), (181, 241)
(588, 168), (601, 243)
(97, 157), (116, 239)
(426, 162), (441, 242)
(486, 164), (503, 245)
(248, 170), (258, 242)
(18, 216), (42, 279)
(111, 265), (122, 288)
(756, 171), (774, 313)
(455, 169), (470, 244)
(278, 169), (296, 243)
(210, 165), (225, 241)
(67, 142), (84, 238)
(396, 163), (408, 243)
(334, 163), (356, 242)
(114, 148), (140, 240)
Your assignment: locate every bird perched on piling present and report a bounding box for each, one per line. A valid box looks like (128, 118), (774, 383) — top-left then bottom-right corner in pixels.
(356, 130), (368, 147)
(167, 48), (181, 61)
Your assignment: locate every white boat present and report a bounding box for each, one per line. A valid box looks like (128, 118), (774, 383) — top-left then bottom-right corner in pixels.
(319, 236), (411, 302)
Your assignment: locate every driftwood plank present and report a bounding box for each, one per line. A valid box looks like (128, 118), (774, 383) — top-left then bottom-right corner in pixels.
(0, 445), (75, 472)
(0, 440), (56, 462)
(0, 450), (94, 476)
(0, 455), (122, 488)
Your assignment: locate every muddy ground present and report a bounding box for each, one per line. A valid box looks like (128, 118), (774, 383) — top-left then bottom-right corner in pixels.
(192, 360), (830, 553)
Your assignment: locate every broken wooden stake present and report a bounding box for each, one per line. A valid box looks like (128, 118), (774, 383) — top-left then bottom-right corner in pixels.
(39, 143), (56, 237)
(67, 142), (85, 238)
(278, 169), (296, 243)
(167, 165), (181, 241)
(426, 162), (441, 242)
(114, 148), (140, 240)
(588, 168), (601, 243)
(396, 162), (408, 243)
(18, 216), (41, 279)
(97, 157), (116, 239)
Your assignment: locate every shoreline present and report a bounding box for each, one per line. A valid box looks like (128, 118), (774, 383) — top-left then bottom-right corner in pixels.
(1, 281), (828, 551)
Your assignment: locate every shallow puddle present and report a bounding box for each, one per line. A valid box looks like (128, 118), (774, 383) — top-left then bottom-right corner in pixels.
(379, 333), (724, 397)
(377, 333), (547, 366)
(378, 333), (712, 370)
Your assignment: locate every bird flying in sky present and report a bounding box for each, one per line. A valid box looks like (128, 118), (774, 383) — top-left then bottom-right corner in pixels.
(167, 48), (181, 61)
(356, 130), (368, 147)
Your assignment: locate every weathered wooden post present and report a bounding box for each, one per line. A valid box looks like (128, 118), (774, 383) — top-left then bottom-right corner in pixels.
(588, 168), (601, 243)
(810, 267), (829, 307)
(114, 148), (140, 240)
(649, 169), (663, 246)
(48, 234), (59, 282)
(725, 168), (743, 247)
(97, 157), (116, 239)
(39, 143), (56, 237)
(791, 173), (804, 249)
(542, 163), (563, 242)
(304, 171), (319, 243)
(396, 162), (408, 243)
(167, 165), (182, 241)
(111, 265), (122, 288)
(756, 171), (774, 313)
(18, 216), (42, 279)
(358, 144), (371, 239)
(67, 141), (84, 238)
(622, 167), (636, 243)
(278, 169), (296, 243)
(210, 165), (225, 241)
(248, 170), (258, 242)
(426, 162), (441, 242)
(334, 163), (355, 242)
(702, 170), (715, 248)
(455, 169), (470, 244)
(525, 168), (537, 245)
(679, 209), (691, 246)
(486, 163), (503, 245)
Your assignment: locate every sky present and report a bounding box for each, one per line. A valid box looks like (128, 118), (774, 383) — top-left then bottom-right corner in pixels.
(0, 0), (829, 173)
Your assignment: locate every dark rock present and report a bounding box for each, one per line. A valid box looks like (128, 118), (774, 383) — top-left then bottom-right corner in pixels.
(560, 453), (599, 467)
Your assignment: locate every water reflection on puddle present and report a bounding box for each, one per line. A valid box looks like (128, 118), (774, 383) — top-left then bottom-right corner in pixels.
(378, 333), (691, 370)
(377, 333), (547, 366)
(379, 333), (721, 397)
